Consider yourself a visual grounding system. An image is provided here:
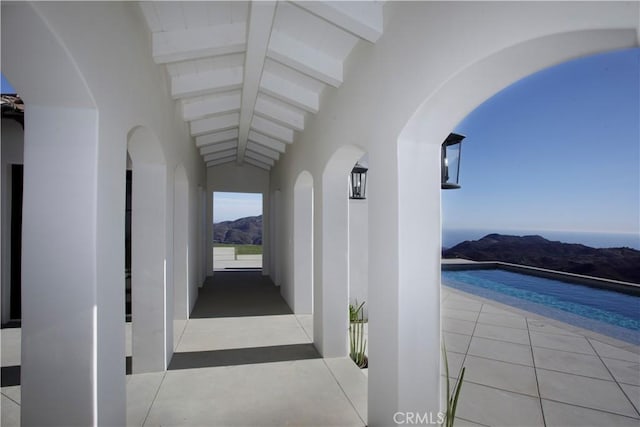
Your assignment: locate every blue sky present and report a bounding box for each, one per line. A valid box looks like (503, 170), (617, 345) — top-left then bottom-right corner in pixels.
(5, 48), (637, 237)
(444, 47), (639, 237)
(213, 192), (262, 223)
(2, 74), (15, 93)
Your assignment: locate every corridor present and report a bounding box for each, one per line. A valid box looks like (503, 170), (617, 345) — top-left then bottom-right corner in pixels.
(126, 272), (367, 426)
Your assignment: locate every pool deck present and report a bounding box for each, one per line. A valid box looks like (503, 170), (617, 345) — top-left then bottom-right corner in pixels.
(2, 271), (639, 426)
(441, 285), (640, 426)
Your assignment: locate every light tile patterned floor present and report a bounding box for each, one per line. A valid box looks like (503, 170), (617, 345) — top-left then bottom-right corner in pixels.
(441, 287), (640, 427)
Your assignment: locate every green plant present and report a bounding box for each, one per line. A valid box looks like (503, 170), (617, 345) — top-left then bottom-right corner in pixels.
(442, 342), (465, 427)
(348, 301), (367, 368)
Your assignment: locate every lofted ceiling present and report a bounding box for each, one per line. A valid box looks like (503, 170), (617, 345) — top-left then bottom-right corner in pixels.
(138, 1), (384, 170)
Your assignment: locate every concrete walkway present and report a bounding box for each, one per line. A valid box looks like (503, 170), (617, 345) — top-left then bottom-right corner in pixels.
(3, 274), (639, 426)
(1, 272), (367, 427)
(128, 272), (366, 426)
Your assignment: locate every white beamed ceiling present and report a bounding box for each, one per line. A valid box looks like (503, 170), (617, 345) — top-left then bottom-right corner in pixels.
(139, 0), (384, 170)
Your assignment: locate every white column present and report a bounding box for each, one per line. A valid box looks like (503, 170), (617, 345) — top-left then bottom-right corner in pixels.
(21, 105), (125, 426)
(173, 168), (189, 320)
(131, 163), (168, 373)
(397, 141), (441, 414)
(200, 186), (207, 283)
(262, 189), (271, 276)
(315, 179), (349, 358)
(293, 176), (313, 314)
(348, 199), (368, 315)
(206, 188), (214, 274)
(368, 141), (442, 426)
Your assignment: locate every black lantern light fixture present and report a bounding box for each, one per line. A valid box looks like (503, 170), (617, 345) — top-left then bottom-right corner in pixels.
(349, 163), (368, 199)
(441, 133), (466, 189)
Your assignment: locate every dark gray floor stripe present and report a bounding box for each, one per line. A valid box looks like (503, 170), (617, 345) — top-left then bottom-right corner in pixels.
(168, 343), (320, 370)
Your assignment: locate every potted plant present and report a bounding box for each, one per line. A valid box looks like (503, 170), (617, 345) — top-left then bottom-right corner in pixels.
(349, 301), (367, 368)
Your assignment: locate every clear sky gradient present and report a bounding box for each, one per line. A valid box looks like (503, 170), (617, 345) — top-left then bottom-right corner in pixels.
(5, 48), (637, 238)
(213, 192), (262, 223)
(1, 74), (15, 93)
(444, 47), (639, 236)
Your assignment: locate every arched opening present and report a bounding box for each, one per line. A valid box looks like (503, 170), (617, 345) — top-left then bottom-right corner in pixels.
(173, 164), (190, 346)
(293, 170), (314, 314)
(378, 29), (638, 422)
(212, 191), (263, 271)
(315, 145), (366, 357)
(0, 3), (130, 426)
(127, 125), (171, 373)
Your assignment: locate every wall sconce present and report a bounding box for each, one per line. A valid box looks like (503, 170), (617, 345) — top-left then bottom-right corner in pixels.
(441, 133), (465, 189)
(349, 163), (368, 199)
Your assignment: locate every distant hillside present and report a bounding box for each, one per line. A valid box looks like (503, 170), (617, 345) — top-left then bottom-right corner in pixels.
(443, 233), (640, 283)
(214, 215), (262, 245)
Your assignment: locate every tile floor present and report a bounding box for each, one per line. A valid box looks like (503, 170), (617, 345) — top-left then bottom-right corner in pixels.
(2, 282), (639, 426)
(441, 287), (640, 427)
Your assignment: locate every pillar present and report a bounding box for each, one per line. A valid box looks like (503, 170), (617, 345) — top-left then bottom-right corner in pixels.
(21, 105), (125, 426)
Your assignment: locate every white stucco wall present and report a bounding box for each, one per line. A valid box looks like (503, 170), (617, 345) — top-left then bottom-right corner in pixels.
(1, 2), (206, 424)
(269, 2), (639, 425)
(349, 199), (368, 318)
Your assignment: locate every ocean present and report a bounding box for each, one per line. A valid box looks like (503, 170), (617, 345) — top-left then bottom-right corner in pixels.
(442, 229), (640, 250)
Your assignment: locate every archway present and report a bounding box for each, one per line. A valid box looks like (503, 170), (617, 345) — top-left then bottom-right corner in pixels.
(293, 171), (314, 314)
(127, 125), (171, 373)
(315, 145), (366, 357)
(0, 3), (130, 426)
(379, 28), (639, 421)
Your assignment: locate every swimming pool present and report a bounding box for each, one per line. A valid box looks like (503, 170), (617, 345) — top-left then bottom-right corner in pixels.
(441, 268), (640, 345)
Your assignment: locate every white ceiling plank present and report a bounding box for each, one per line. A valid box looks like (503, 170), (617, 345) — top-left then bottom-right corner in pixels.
(244, 157), (272, 170)
(171, 66), (244, 99)
(200, 140), (238, 156)
(139, 3), (162, 32)
(247, 141), (280, 160)
(206, 155), (237, 168)
(190, 113), (239, 137)
(152, 23), (246, 64)
(264, 59), (325, 92)
(260, 70), (319, 113)
(182, 91), (242, 121)
(291, 1), (383, 43)
(203, 148), (239, 162)
(182, 2), (209, 29)
(237, 1), (278, 163)
(245, 150), (276, 166)
(267, 30), (342, 87)
(195, 129), (239, 148)
(166, 53), (244, 77)
(154, 2), (185, 32)
(247, 130), (287, 153)
(251, 115), (294, 143)
(254, 94), (304, 131)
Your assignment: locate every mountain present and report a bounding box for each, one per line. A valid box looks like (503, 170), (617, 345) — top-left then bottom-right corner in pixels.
(443, 233), (640, 284)
(214, 215), (262, 245)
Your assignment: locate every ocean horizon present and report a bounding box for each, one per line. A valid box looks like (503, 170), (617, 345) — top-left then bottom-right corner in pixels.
(442, 229), (640, 250)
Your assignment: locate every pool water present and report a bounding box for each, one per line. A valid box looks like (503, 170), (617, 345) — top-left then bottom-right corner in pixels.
(442, 269), (640, 345)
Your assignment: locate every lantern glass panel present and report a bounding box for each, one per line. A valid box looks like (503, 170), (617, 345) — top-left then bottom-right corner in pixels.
(442, 133), (465, 189)
(443, 142), (461, 186)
